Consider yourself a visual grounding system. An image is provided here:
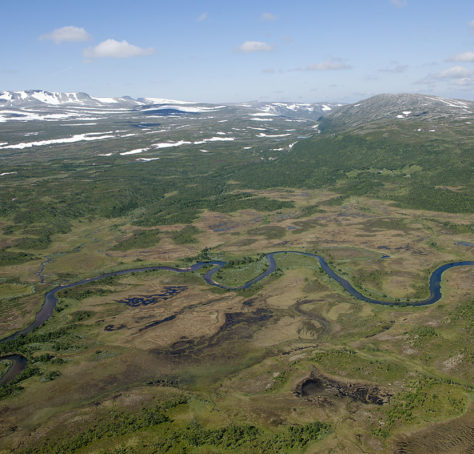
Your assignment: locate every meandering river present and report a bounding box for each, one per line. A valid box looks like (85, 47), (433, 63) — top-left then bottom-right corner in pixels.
(1, 251), (472, 384)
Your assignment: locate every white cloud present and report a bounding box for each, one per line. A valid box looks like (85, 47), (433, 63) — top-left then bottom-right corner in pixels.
(238, 41), (273, 53)
(390, 0), (407, 7)
(436, 66), (472, 79)
(261, 12), (277, 21)
(40, 26), (91, 44)
(83, 39), (154, 59)
(448, 51), (474, 62)
(197, 12), (208, 22)
(305, 59), (351, 71)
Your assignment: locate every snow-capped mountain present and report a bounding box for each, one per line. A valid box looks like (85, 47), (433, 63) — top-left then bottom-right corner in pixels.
(0, 90), (229, 122)
(0, 90), (197, 108)
(0, 90), (345, 123)
(0, 91), (340, 120)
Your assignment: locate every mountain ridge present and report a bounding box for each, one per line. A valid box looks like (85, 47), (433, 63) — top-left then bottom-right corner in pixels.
(319, 93), (474, 131)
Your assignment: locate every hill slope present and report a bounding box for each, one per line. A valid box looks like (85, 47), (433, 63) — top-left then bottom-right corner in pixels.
(319, 93), (474, 131)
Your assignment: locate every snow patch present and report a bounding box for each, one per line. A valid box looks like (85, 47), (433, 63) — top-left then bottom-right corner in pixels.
(91, 97), (118, 103)
(0, 133), (115, 149)
(257, 133), (291, 138)
(425, 96), (471, 110)
(120, 148), (147, 155)
(63, 123), (97, 126)
(85, 131), (114, 136)
(152, 140), (192, 149)
(194, 137), (235, 144)
(143, 97), (196, 105)
(0, 110), (80, 122)
(250, 112), (276, 117)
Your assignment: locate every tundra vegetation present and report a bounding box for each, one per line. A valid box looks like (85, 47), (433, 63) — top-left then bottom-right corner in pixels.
(0, 106), (472, 453)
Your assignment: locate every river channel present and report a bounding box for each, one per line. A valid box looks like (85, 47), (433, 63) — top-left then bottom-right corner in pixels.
(1, 251), (472, 384)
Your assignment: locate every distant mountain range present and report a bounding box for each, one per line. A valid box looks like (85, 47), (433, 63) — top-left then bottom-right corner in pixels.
(0, 90), (196, 108)
(0, 89), (472, 125)
(0, 89), (343, 122)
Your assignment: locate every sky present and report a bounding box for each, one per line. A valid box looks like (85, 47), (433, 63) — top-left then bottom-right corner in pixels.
(1, 0), (473, 103)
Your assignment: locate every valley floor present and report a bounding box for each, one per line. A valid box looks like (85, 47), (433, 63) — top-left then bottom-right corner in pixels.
(0, 191), (472, 453)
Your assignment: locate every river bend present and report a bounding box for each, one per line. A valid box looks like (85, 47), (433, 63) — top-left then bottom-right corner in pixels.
(1, 251), (472, 384)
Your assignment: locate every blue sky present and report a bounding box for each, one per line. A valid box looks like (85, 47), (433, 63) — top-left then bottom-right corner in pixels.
(1, 0), (473, 102)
